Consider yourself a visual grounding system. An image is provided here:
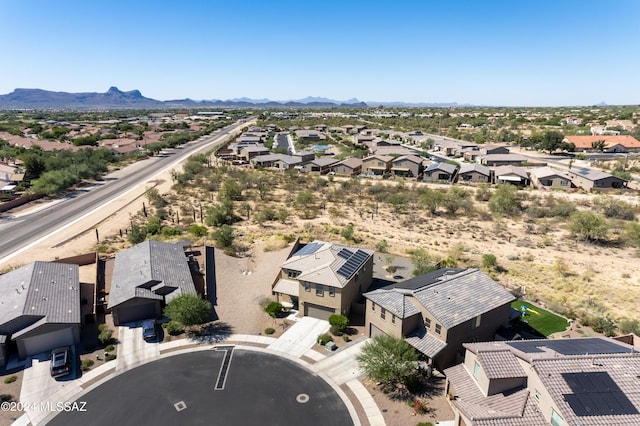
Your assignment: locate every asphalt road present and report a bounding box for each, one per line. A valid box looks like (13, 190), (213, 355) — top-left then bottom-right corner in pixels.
(46, 349), (353, 426)
(0, 120), (249, 264)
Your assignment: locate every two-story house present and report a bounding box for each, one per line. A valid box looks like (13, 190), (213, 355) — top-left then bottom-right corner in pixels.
(272, 241), (374, 320)
(445, 337), (640, 426)
(391, 155), (424, 178)
(363, 268), (515, 369)
(361, 154), (394, 176)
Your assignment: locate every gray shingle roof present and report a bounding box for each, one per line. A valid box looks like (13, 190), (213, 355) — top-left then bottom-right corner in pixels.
(571, 167), (626, 182)
(108, 240), (195, 308)
(405, 329), (447, 357)
(412, 269), (515, 329)
(426, 162), (457, 174)
(0, 261), (80, 327)
(364, 289), (420, 319)
(459, 163), (491, 176)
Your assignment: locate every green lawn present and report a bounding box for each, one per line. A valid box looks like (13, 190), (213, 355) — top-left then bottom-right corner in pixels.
(511, 300), (570, 337)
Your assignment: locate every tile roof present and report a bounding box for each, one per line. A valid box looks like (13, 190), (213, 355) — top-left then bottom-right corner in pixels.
(272, 278), (299, 297)
(405, 328), (448, 357)
(309, 157), (339, 167)
(392, 154), (424, 165)
(426, 162), (458, 174)
(529, 166), (570, 180)
(280, 241), (373, 288)
(363, 289), (420, 319)
(493, 165), (528, 179)
(336, 157), (362, 169)
(570, 167), (626, 182)
(477, 350), (527, 379)
(459, 163), (491, 176)
(565, 135), (640, 149)
(363, 154), (394, 163)
(0, 261), (80, 327)
(108, 240), (195, 308)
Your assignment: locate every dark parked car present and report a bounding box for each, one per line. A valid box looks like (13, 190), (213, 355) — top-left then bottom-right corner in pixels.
(50, 347), (72, 378)
(142, 319), (157, 341)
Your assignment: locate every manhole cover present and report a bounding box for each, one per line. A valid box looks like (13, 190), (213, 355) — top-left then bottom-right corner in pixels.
(296, 394), (310, 403)
(174, 401), (187, 412)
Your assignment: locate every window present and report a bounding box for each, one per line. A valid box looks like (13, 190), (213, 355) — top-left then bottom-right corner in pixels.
(435, 324), (442, 334)
(534, 390), (541, 401)
(316, 284), (324, 296)
(391, 315), (395, 324)
(551, 409), (564, 426)
(473, 361), (480, 379)
(595, 180), (604, 187)
(287, 270), (300, 279)
(560, 179), (569, 186)
(424, 317), (431, 328)
(473, 315), (481, 329)
(381, 308), (386, 320)
(329, 287), (335, 297)
(372, 302), (376, 311)
(304, 282), (311, 292)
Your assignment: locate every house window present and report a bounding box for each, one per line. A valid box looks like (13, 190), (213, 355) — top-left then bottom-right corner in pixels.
(595, 180), (604, 187)
(304, 282), (311, 292)
(381, 308), (386, 320)
(424, 317), (431, 328)
(435, 324), (442, 334)
(377, 161), (384, 166)
(316, 284), (324, 296)
(391, 315), (395, 324)
(473, 361), (480, 379)
(535, 390), (541, 401)
(372, 302), (376, 311)
(472, 315), (481, 329)
(551, 409), (564, 426)
(329, 287), (335, 297)
(560, 180), (569, 186)
(287, 270), (300, 279)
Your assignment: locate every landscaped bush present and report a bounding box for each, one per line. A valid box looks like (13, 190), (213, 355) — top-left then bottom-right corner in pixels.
(3, 375), (17, 384)
(81, 359), (95, 371)
(317, 333), (333, 346)
(166, 321), (185, 335)
(265, 301), (284, 318)
(98, 328), (113, 346)
(329, 314), (349, 335)
(0, 394), (13, 402)
(264, 327), (275, 335)
(104, 344), (115, 352)
(105, 354), (117, 362)
(342, 334), (351, 342)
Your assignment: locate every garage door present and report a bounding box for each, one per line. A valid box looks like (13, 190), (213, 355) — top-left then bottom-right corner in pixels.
(114, 302), (157, 325)
(370, 323), (387, 338)
(304, 303), (335, 320)
(22, 327), (74, 357)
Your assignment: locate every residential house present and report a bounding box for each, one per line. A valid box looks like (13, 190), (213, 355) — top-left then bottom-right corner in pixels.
(564, 135), (640, 153)
(300, 157), (340, 174)
(445, 337), (640, 426)
(108, 240), (197, 326)
(295, 129), (326, 142)
(362, 155), (394, 176)
(480, 154), (527, 166)
(568, 167), (628, 191)
(391, 155), (424, 177)
(239, 145), (270, 161)
(333, 158), (363, 176)
(363, 268), (515, 369)
(250, 154), (302, 170)
(463, 144), (510, 162)
(272, 241), (374, 320)
(434, 141), (478, 157)
(0, 261), (81, 364)
(493, 165), (530, 186)
(423, 162), (458, 183)
(457, 163), (491, 184)
(292, 151), (315, 163)
(529, 167), (574, 190)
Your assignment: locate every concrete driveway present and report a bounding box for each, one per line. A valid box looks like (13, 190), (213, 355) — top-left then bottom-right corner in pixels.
(267, 316), (329, 357)
(19, 350), (82, 425)
(116, 322), (160, 372)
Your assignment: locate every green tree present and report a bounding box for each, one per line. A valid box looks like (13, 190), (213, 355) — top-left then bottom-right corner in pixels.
(23, 155), (46, 180)
(341, 223), (356, 242)
(569, 211), (608, 242)
(591, 139), (606, 152)
(128, 223), (148, 244)
(212, 224), (234, 248)
(188, 225), (208, 238)
(482, 253), (497, 270)
(265, 301), (284, 318)
(218, 179), (243, 201)
(164, 294), (211, 327)
(206, 199), (235, 226)
(356, 335), (419, 387)
(295, 190), (316, 219)
(488, 185), (521, 216)
(410, 248), (436, 276)
(329, 314), (349, 335)
(539, 130), (566, 154)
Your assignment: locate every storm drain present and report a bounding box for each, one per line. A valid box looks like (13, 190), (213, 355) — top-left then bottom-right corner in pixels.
(296, 394), (310, 403)
(174, 401), (187, 412)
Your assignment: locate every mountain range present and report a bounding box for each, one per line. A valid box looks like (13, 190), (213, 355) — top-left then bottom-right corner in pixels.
(0, 87), (370, 110)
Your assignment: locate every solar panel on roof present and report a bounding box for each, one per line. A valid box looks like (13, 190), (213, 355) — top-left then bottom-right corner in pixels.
(294, 242), (323, 256)
(506, 338), (634, 356)
(336, 249), (370, 279)
(562, 372), (638, 416)
(337, 248), (354, 259)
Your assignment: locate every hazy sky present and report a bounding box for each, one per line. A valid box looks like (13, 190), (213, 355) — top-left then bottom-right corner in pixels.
(1, 0), (639, 106)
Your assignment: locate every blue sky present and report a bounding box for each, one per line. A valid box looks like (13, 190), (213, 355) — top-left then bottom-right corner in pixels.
(1, 0), (639, 106)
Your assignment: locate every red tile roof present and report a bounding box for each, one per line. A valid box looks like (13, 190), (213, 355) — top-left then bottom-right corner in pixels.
(564, 135), (640, 149)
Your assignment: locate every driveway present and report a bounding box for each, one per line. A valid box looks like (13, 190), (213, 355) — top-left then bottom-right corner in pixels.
(267, 316), (329, 357)
(116, 322), (160, 372)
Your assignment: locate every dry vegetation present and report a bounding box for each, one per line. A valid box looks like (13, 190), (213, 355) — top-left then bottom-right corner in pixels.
(102, 153), (640, 336)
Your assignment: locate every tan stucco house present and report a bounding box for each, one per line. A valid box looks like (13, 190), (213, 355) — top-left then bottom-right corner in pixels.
(272, 241), (374, 320)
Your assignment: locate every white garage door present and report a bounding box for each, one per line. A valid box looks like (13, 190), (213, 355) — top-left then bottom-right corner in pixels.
(370, 323), (387, 338)
(304, 303), (335, 321)
(22, 327), (74, 357)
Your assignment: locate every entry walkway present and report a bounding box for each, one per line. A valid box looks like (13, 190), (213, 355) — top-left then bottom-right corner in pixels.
(267, 316), (329, 358)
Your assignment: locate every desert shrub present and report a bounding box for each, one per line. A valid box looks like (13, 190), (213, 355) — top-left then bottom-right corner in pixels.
(569, 211), (609, 241)
(317, 333), (333, 345)
(403, 374), (424, 394)
(166, 321), (185, 335)
(98, 323), (107, 332)
(488, 184), (521, 216)
(104, 344), (115, 352)
(329, 314), (349, 335)
(342, 334), (351, 342)
(105, 354), (117, 362)
(597, 196), (636, 220)
(589, 316), (617, 337)
(341, 223), (356, 242)
(81, 359), (95, 371)
(376, 239), (389, 252)
(162, 226), (182, 237)
(188, 224), (208, 237)
(409, 248), (437, 276)
(475, 184), (491, 202)
(98, 328), (113, 345)
(482, 253), (497, 270)
(3, 375), (17, 384)
(265, 301), (284, 318)
(264, 327), (275, 335)
(618, 318), (640, 335)
(624, 222), (640, 247)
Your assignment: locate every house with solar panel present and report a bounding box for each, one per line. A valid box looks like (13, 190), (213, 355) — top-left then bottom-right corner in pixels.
(567, 167), (628, 191)
(272, 241), (374, 320)
(444, 337), (640, 426)
(363, 268), (515, 369)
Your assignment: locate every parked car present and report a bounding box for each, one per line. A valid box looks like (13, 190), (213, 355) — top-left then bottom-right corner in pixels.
(142, 319), (157, 341)
(50, 347), (72, 378)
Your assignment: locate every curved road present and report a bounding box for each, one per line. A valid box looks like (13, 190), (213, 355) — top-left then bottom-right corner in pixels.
(0, 119), (251, 265)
